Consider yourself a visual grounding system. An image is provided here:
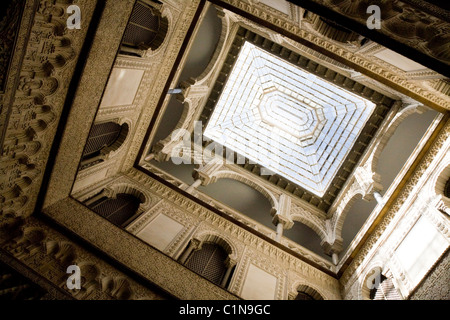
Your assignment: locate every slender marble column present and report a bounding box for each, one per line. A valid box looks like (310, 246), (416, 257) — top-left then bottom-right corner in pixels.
(186, 179), (202, 194)
(275, 222), (284, 242)
(374, 191), (384, 205)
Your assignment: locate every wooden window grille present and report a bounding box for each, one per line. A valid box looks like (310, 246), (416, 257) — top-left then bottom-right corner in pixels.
(89, 193), (141, 227)
(185, 243), (228, 286)
(444, 177), (450, 198)
(83, 122), (122, 158)
(121, 0), (168, 54)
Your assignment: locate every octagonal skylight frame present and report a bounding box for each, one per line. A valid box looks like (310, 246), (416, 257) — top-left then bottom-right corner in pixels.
(204, 41), (376, 197)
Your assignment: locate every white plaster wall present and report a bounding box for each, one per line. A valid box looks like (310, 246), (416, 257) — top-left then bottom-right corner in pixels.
(137, 213), (184, 251)
(100, 68), (145, 107)
(240, 263), (278, 300)
(395, 215), (449, 287)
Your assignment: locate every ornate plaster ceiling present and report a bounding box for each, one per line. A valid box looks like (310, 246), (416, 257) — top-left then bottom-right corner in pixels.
(204, 41), (375, 196)
(199, 28), (393, 210)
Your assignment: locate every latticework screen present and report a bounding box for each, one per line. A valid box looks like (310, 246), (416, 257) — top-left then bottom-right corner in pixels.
(444, 177), (450, 198)
(185, 243), (228, 286)
(83, 122), (122, 157)
(90, 193), (140, 227)
(122, 2), (159, 49)
(294, 292), (315, 300)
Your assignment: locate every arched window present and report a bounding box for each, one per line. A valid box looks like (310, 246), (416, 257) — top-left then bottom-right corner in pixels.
(80, 122), (128, 169)
(293, 285), (324, 300)
(434, 165), (450, 216)
(182, 242), (233, 287)
(294, 292), (314, 300)
(369, 275), (402, 300)
(120, 0), (168, 56)
(83, 122), (122, 157)
(86, 193), (142, 227)
(444, 177), (450, 198)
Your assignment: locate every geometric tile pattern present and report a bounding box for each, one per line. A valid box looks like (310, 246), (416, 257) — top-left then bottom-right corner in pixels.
(204, 41), (376, 196)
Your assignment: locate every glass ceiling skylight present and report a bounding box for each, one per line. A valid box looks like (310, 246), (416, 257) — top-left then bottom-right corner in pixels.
(204, 41), (376, 197)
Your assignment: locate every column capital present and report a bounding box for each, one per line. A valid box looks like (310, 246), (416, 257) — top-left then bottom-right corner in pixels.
(193, 158), (223, 186)
(225, 256), (237, 268)
(150, 142), (176, 162)
(272, 213), (294, 230)
(354, 165), (383, 201)
(272, 194), (293, 229)
(321, 237), (343, 257)
(103, 187), (117, 199)
(190, 238), (202, 251)
(179, 79), (209, 101)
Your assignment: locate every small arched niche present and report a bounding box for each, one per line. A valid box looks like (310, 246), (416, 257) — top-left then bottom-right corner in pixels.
(292, 285), (324, 300)
(80, 121), (129, 169)
(179, 236), (236, 289)
(85, 191), (144, 227)
(120, 0), (168, 57)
